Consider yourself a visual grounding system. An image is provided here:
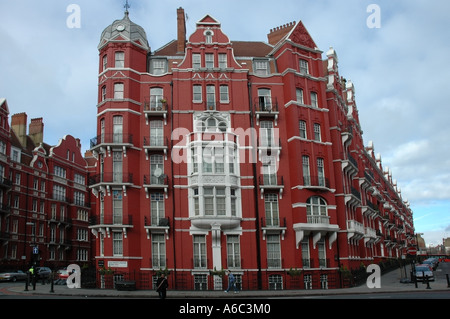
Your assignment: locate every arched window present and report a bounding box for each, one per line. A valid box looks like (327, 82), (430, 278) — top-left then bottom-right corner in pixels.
(204, 30), (213, 44)
(306, 196), (327, 216)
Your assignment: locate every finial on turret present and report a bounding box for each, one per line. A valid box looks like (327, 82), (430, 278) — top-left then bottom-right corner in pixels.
(124, 0), (130, 15)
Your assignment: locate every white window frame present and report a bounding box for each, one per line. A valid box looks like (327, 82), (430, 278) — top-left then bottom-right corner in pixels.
(115, 52), (125, 68)
(193, 53), (201, 69)
(299, 59), (309, 74)
(114, 83), (124, 99)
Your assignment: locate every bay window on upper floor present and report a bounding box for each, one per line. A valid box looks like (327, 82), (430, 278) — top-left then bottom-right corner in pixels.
(102, 55), (108, 72)
(115, 51), (125, 68)
(114, 83), (124, 99)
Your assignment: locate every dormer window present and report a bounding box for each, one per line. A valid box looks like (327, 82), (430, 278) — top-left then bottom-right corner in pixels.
(204, 30), (213, 44)
(150, 59), (167, 75)
(254, 59), (269, 76)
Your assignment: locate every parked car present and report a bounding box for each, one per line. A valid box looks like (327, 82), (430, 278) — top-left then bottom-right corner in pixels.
(57, 269), (69, 280)
(415, 264), (434, 281)
(35, 267), (52, 280)
(0, 270), (28, 282)
(422, 258), (438, 270)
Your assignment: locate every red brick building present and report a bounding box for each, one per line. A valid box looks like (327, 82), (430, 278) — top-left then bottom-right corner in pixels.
(89, 8), (415, 290)
(0, 102), (93, 271)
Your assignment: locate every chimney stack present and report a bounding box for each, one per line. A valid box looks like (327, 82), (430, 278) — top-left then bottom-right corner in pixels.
(177, 7), (186, 53)
(29, 117), (44, 145)
(11, 113), (27, 147)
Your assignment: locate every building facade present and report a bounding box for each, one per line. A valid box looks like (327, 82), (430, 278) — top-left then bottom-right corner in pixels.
(89, 8), (415, 290)
(0, 101), (93, 271)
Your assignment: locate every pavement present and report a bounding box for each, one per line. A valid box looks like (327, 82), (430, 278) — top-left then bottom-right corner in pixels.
(3, 266), (450, 299)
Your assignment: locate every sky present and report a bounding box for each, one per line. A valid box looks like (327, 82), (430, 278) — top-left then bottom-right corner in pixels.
(0, 0), (449, 248)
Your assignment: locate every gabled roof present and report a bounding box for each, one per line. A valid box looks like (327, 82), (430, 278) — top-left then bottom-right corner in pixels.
(196, 14), (221, 26)
(285, 20), (318, 49)
(0, 98), (10, 115)
(153, 40), (273, 58)
(231, 41), (273, 57)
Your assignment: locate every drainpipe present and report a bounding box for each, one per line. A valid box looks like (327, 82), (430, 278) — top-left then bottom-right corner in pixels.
(170, 80), (177, 288)
(248, 81), (262, 290)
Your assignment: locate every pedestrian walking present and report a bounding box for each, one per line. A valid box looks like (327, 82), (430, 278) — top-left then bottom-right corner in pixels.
(225, 270), (238, 293)
(156, 273), (168, 299)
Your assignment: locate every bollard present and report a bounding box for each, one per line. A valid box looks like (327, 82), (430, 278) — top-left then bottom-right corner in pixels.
(446, 274), (450, 288)
(50, 271), (54, 293)
(425, 274), (431, 289)
(24, 273), (29, 291)
(413, 271), (418, 288)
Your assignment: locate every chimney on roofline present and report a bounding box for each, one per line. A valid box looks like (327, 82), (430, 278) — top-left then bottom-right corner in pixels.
(267, 21), (296, 45)
(11, 112), (27, 147)
(177, 7), (186, 53)
(29, 117), (44, 146)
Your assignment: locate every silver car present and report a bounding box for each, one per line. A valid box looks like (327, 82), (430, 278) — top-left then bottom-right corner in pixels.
(415, 264), (434, 281)
(0, 270), (28, 282)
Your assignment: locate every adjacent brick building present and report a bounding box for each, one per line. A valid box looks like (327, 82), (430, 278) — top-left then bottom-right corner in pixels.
(0, 99), (92, 271)
(89, 8), (415, 290)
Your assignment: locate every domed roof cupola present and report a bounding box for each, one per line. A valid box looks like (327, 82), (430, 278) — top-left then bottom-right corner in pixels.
(98, 7), (149, 51)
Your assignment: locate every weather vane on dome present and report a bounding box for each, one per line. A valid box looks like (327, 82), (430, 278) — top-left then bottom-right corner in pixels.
(124, 0), (130, 14)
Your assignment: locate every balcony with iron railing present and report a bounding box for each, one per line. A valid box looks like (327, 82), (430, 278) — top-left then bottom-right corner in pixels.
(0, 203), (11, 215)
(89, 173), (134, 186)
(143, 97), (169, 124)
(143, 96), (169, 112)
(261, 217), (287, 240)
(90, 214), (133, 227)
(89, 213), (134, 237)
(303, 175), (330, 190)
(0, 176), (12, 189)
(143, 174), (169, 199)
(143, 136), (169, 159)
(144, 216), (170, 240)
(254, 97), (279, 125)
(259, 175), (284, 199)
(341, 151), (358, 176)
(90, 133), (134, 150)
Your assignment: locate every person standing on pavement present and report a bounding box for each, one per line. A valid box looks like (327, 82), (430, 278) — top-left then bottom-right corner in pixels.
(225, 270), (238, 293)
(156, 273), (168, 299)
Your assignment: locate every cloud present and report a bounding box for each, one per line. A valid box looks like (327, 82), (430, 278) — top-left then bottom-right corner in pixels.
(1, 0), (449, 237)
